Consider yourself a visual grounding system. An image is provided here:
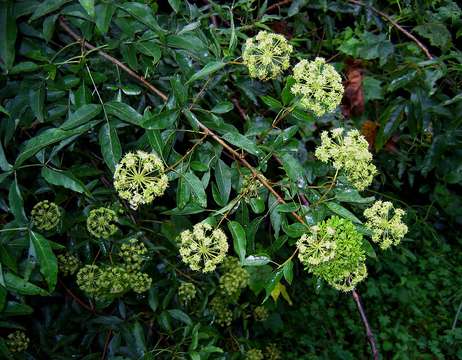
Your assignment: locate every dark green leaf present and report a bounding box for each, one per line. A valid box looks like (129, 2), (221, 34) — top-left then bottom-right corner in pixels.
(99, 122), (121, 172)
(8, 178), (27, 224)
(41, 167), (89, 194)
(29, 231), (57, 291)
(0, 2), (17, 71)
(227, 221), (246, 263)
(61, 104), (101, 130)
(186, 61), (226, 84)
(105, 101), (143, 126)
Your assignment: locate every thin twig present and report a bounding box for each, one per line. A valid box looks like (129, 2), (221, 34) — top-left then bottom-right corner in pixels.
(452, 299), (462, 330)
(101, 329), (112, 360)
(352, 290), (380, 360)
(59, 279), (94, 313)
(347, 0), (433, 60)
(267, 0), (292, 12)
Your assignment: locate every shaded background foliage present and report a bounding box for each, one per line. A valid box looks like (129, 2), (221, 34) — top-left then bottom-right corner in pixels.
(0, 0), (461, 359)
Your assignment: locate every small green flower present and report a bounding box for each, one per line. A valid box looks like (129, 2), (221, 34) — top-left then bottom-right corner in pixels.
(291, 57), (344, 117)
(297, 224), (337, 266)
(364, 201), (408, 250)
(253, 306), (269, 321)
(129, 271), (152, 293)
(265, 343), (282, 360)
(298, 216), (367, 292)
(246, 348), (264, 360)
(178, 223), (229, 273)
(242, 31), (293, 80)
(6, 331), (29, 353)
(210, 295), (233, 326)
(86, 207), (118, 239)
(315, 128), (377, 191)
(178, 282), (197, 304)
(58, 253), (81, 276)
(76, 264), (102, 296)
(219, 257), (249, 300)
(114, 150), (168, 210)
(119, 239), (148, 272)
(240, 175), (262, 201)
(31, 200), (60, 231)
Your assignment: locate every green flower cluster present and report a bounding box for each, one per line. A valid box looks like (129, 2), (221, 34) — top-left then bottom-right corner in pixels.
(265, 343), (282, 360)
(364, 201), (408, 250)
(86, 207), (118, 239)
(210, 295), (233, 327)
(57, 253), (80, 276)
(240, 175), (262, 201)
(114, 151), (168, 210)
(253, 305), (269, 321)
(219, 257), (249, 300)
(178, 222), (228, 273)
(298, 216), (367, 292)
(178, 282), (197, 304)
(246, 348), (264, 360)
(31, 200), (60, 231)
(315, 128), (377, 191)
(6, 331), (29, 353)
(242, 31), (293, 80)
(291, 57), (344, 117)
(76, 239), (151, 299)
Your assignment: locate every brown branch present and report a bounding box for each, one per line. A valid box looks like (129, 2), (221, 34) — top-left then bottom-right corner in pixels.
(352, 290), (380, 360)
(347, 0), (433, 60)
(59, 279), (95, 313)
(101, 329), (112, 360)
(58, 18), (379, 358)
(267, 0), (292, 12)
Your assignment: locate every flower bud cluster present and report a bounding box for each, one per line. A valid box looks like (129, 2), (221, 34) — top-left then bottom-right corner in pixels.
(315, 128), (377, 191)
(114, 151), (168, 210)
(58, 253), (81, 276)
(178, 282), (197, 304)
(178, 223), (228, 273)
(6, 331), (29, 353)
(253, 305), (269, 321)
(243, 31), (293, 80)
(219, 257), (249, 300)
(86, 207), (118, 239)
(364, 201), (408, 250)
(76, 239), (151, 299)
(265, 343), (282, 360)
(31, 200), (60, 231)
(291, 57), (344, 117)
(298, 216), (367, 292)
(240, 175), (262, 201)
(210, 295), (233, 327)
(246, 348), (264, 360)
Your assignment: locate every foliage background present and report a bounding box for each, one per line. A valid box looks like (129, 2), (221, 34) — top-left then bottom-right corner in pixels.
(0, 0), (462, 359)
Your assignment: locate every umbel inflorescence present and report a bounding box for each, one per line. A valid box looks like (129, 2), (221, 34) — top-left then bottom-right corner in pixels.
(86, 207), (118, 239)
(298, 216), (367, 292)
(315, 128), (377, 191)
(242, 31), (293, 80)
(178, 222), (229, 272)
(364, 201), (408, 250)
(114, 150), (168, 210)
(31, 200), (61, 231)
(6, 331), (29, 353)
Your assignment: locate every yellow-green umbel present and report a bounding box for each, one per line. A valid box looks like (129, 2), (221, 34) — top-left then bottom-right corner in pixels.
(246, 348), (264, 360)
(291, 57), (344, 117)
(210, 295), (233, 326)
(118, 239), (148, 272)
(178, 222), (228, 273)
(31, 200), (60, 231)
(315, 128), (377, 191)
(114, 150), (168, 210)
(364, 200), (408, 250)
(86, 207), (118, 239)
(57, 253), (81, 276)
(6, 331), (29, 353)
(253, 306), (269, 321)
(218, 257), (249, 300)
(242, 31), (293, 80)
(178, 282), (197, 304)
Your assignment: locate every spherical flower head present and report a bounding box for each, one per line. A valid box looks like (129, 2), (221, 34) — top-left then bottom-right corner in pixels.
(265, 343), (282, 360)
(253, 305), (269, 321)
(31, 200), (61, 231)
(364, 201), (408, 250)
(119, 239), (149, 272)
(77, 264), (102, 296)
(240, 175), (262, 202)
(210, 295), (233, 326)
(246, 348), (264, 360)
(178, 282), (197, 304)
(58, 253), (81, 276)
(96, 265), (132, 296)
(129, 271), (152, 293)
(6, 331), (29, 353)
(242, 31), (293, 80)
(218, 257), (249, 300)
(86, 207), (118, 239)
(300, 216), (367, 292)
(290, 57), (344, 117)
(315, 128), (377, 191)
(114, 150), (168, 210)
(178, 223), (229, 273)
(297, 224), (337, 266)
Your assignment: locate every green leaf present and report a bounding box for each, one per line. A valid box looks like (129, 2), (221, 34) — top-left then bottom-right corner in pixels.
(29, 231), (57, 291)
(95, 3), (115, 34)
(41, 167), (89, 194)
(325, 202), (361, 224)
(0, 143), (12, 171)
(167, 34), (207, 53)
(61, 104), (101, 130)
(30, 0), (71, 21)
(4, 272), (47, 296)
(8, 178), (27, 224)
(9, 61), (40, 74)
(414, 23), (451, 50)
(279, 153), (305, 184)
(375, 103), (405, 151)
(0, 2), (17, 71)
(142, 109), (179, 130)
(79, 0), (95, 17)
(99, 122), (121, 172)
(183, 172), (207, 207)
(105, 101), (143, 126)
(167, 309), (192, 325)
(227, 221), (246, 263)
(283, 260), (294, 285)
(135, 42), (161, 63)
(242, 255), (271, 266)
(168, 0), (181, 12)
(214, 159), (231, 205)
(222, 132), (260, 156)
(117, 2), (164, 34)
(260, 95), (283, 110)
(186, 61), (226, 84)
(211, 102), (234, 114)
